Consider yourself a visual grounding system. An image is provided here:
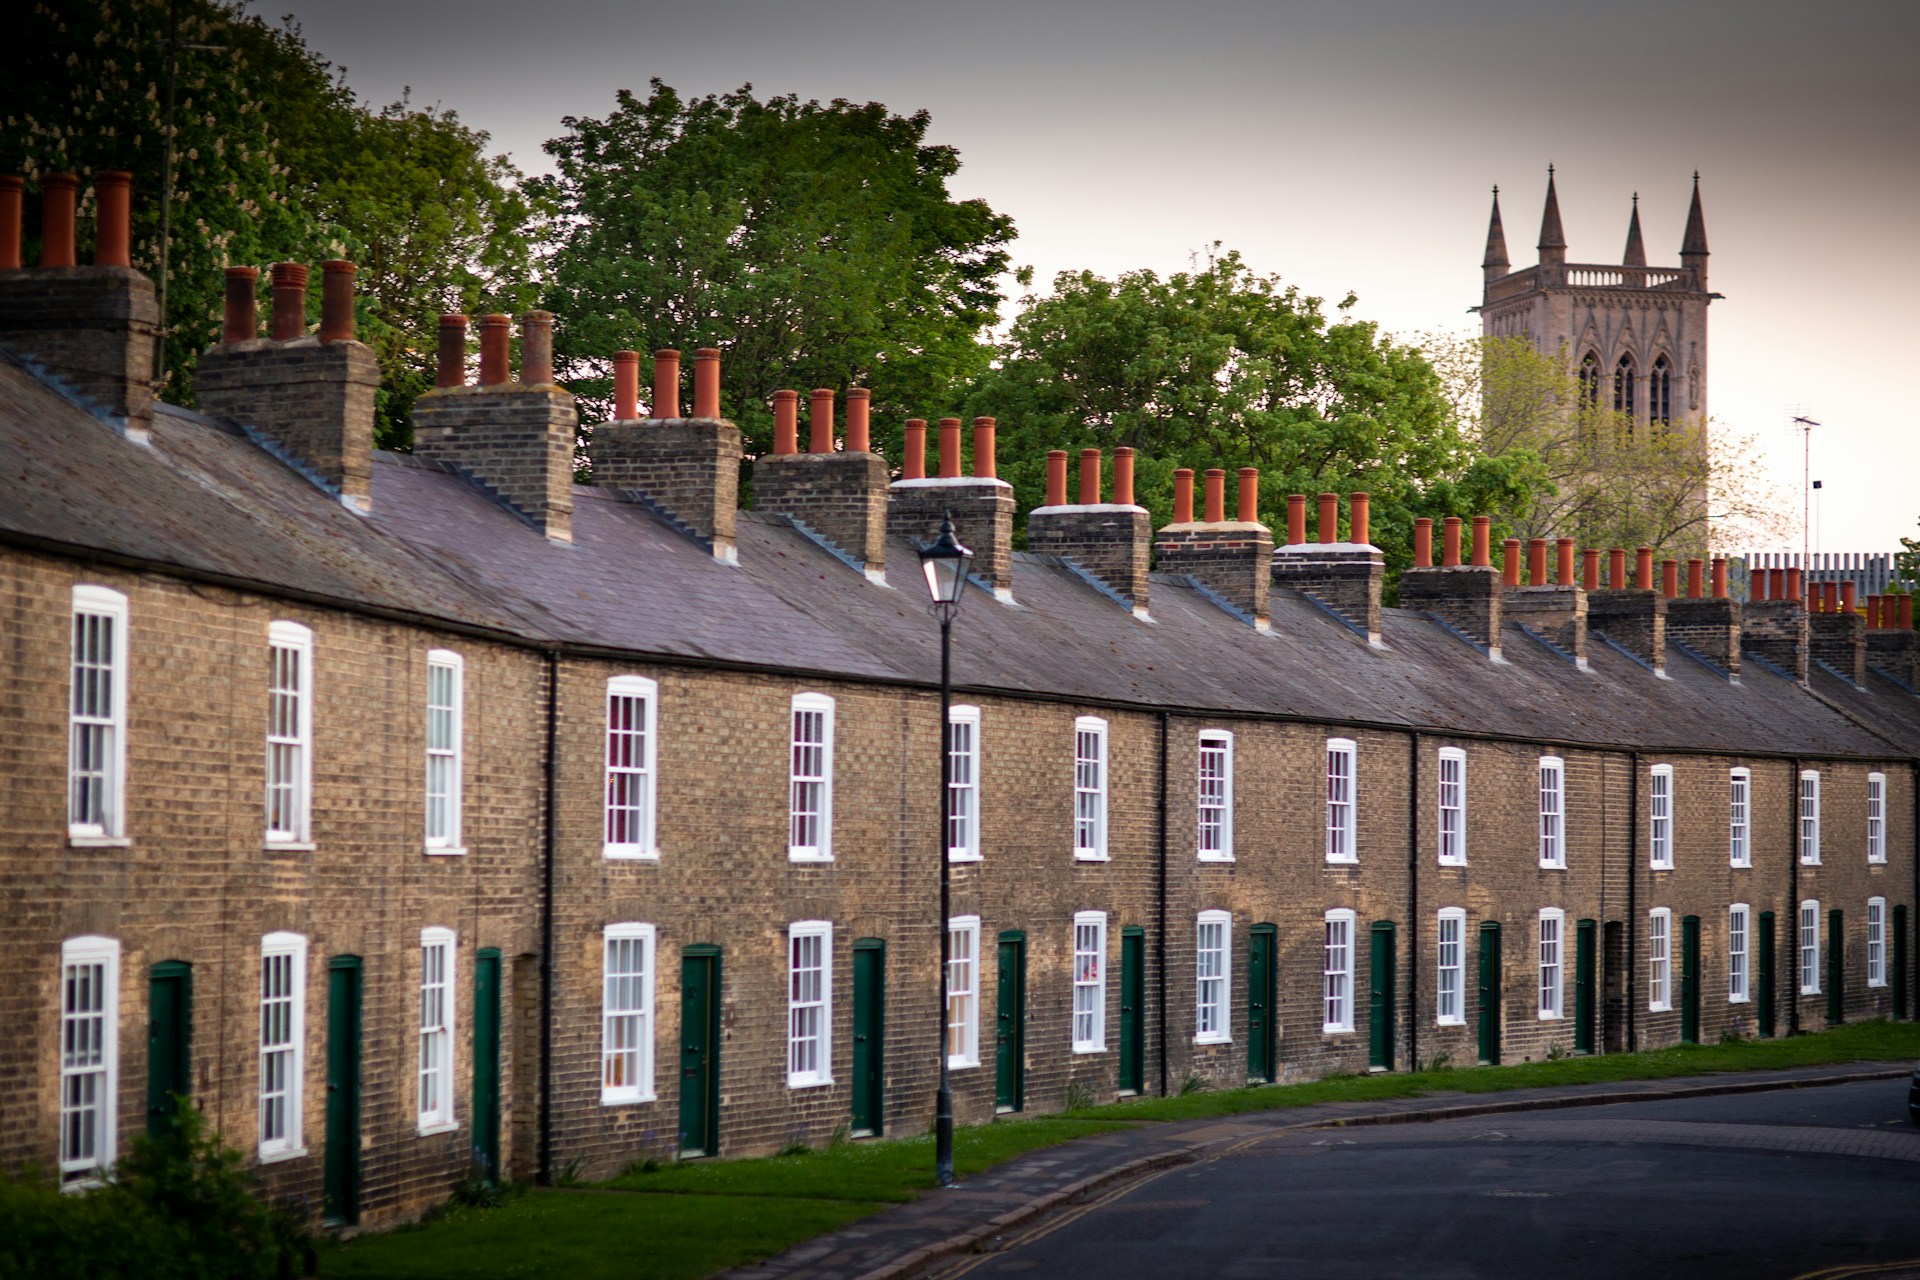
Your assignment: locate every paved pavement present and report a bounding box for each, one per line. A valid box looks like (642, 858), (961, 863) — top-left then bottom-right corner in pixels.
(715, 1062), (1913, 1280)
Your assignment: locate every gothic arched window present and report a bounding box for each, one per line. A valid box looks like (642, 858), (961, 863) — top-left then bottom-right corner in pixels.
(1650, 356), (1673, 426)
(1614, 355), (1636, 420)
(1578, 353), (1601, 406)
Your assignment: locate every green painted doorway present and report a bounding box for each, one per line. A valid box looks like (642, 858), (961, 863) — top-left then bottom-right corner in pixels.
(1368, 922), (1396, 1072)
(995, 932), (1025, 1113)
(473, 948), (502, 1182)
(1680, 916), (1701, 1044)
(1895, 905), (1910, 1020)
(1573, 920), (1596, 1055)
(851, 940), (885, 1137)
(1828, 908), (1845, 1026)
(1477, 922), (1502, 1066)
(679, 946), (721, 1157)
(1118, 928), (1145, 1095)
(146, 961), (192, 1138)
(1247, 925), (1277, 1083)
(1757, 912), (1777, 1038)
(324, 956), (362, 1227)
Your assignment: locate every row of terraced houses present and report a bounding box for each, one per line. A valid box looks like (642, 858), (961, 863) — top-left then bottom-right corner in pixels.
(3, 171), (1918, 1230)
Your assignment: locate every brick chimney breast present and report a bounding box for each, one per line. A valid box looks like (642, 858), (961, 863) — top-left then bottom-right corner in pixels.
(589, 350), (740, 560)
(1666, 594), (1742, 677)
(1269, 492), (1384, 642)
(1743, 598), (1810, 683)
(1808, 607), (1867, 685)
(1027, 447), (1152, 613)
(753, 387), (888, 578)
(1156, 470), (1272, 628)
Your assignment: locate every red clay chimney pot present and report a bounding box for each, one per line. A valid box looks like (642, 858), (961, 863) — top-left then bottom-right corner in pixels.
(269, 262), (308, 341)
(1528, 537), (1547, 586)
(1172, 467), (1194, 524)
(1287, 495), (1308, 547)
(1317, 492), (1338, 544)
(1686, 558), (1703, 599)
(1711, 557), (1728, 599)
(38, 173), (77, 267)
(977, 418), (1000, 480)
(1238, 469), (1259, 524)
(435, 314), (468, 388)
(221, 266), (259, 344)
(772, 390), (799, 455)
(692, 348), (720, 418)
(844, 389), (871, 453)
(319, 260), (356, 345)
(1471, 516), (1491, 568)
(1442, 516), (1462, 567)
(809, 388), (835, 453)
(1111, 445), (1133, 504)
(612, 350), (640, 420)
(477, 314), (511, 385)
(1204, 469), (1226, 524)
(91, 170), (131, 267)
(1504, 538), (1523, 587)
(903, 418), (926, 479)
(0, 176), (22, 269)
(1078, 448), (1101, 504)
(1349, 492), (1369, 546)
(1046, 450), (1069, 507)
(1583, 547), (1601, 592)
(652, 349), (681, 419)
(1413, 517), (1433, 568)
(1557, 538), (1576, 587)
(939, 418), (964, 479)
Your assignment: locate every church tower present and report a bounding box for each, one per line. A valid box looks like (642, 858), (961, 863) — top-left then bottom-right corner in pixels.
(1476, 169), (1718, 431)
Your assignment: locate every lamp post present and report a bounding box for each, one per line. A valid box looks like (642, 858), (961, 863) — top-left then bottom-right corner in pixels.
(917, 514), (972, 1188)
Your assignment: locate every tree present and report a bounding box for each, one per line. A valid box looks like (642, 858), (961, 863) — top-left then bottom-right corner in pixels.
(533, 81), (1016, 461)
(962, 249), (1542, 579)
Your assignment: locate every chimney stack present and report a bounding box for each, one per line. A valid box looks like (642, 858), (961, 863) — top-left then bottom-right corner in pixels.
(1742, 573), (1810, 682)
(0, 172), (159, 438)
(1868, 592), (1920, 686)
(1157, 466), (1273, 627)
(1667, 558), (1743, 677)
(752, 385), (889, 578)
(887, 416), (1016, 597)
(589, 345), (742, 560)
(1028, 446), (1153, 613)
(197, 257), (379, 511)
(1502, 534), (1589, 663)
(1808, 588), (1867, 683)
(1270, 491), (1385, 641)
(1400, 513), (1503, 654)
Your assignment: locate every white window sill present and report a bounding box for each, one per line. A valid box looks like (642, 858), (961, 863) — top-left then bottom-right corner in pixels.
(1072, 1043), (1106, 1055)
(264, 841), (316, 853)
(1650, 862), (1673, 872)
(1730, 861), (1752, 870)
(1869, 979), (1889, 989)
(68, 835), (131, 848)
(1325, 856), (1358, 867)
(1799, 987), (1820, 997)
(425, 845), (468, 858)
(1870, 858), (1888, 867)
(1074, 852), (1110, 863)
(1193, 1034), (1232, 1046)
(786, 1076), (835, 1089)
(1539, 861), (1566, 871)
(604, 846), (660, 862)
(948, 1055), (979, 1070)
(1801, 858), (1821, 867)
(1438, 858), (1467, 869)
(416, 1120), (460, 1137)
(1730, 993), (1750, 1004)
(948, 852), (983, 864)
(1648, 1002), (1671, 1013)
(258, 1145), (309, 1165)
(1322, 1024), (1354, 1036)
(1539, 1010), (1563, 1021)
(1436, 1015), (1466, 1027)
(60, 1175), (107, 1194)
(1197, 854), (1235, 864)
(788, 852), (834, 865)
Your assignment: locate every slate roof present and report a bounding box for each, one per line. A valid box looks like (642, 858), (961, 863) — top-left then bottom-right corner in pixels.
(3, 351), (1915, 763)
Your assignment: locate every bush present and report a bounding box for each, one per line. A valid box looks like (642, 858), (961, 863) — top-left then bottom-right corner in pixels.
(0, 1103), (313, 1280)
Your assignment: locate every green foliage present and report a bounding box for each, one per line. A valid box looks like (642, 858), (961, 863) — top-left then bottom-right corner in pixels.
(964, 249), (1537, 583)
(533, 80), (1015, 462)
(0, 1102), (312, 1280)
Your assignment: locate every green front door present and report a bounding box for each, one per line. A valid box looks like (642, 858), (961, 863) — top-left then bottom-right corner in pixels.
(1895, 905), (1910, 1020)
(1477, 922), (1502, 1066)
(1118, 928), (1145, 1094)
(473, 949), (502, 1181)
(1247, 925), (1277, 1083)
(995, 933), (1025, 1112)
(324, 957), (362, 1226)
(1757, 912), (1777, 1037)
(146, 961), (192, 1138)
(679, 947), (721, 1156)
(1681, 916), (1701, 1044)
(1368, 922), (1396, 1072)
(851, 940), (884, 1137)
(1828, 908), (1845, 1026)
(1573, 920), (1596, 1055)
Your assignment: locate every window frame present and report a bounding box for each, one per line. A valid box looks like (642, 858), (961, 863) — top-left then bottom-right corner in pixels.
(58, 934), (119, 1185)
(1868, 897), (1888, 988)
(1799, 899), (1821, 995)
(1799, 770), (1821, 865)
(1435, 908), (1466, 1026)
(417, 927), (457, 1133)
(1072, 911), (1108, 1052)
(1868, 773), (1887, 865)
(947, 915), (981, 1068)
(258, 931), (308, 1161)
(787, 921), (834, 1087)
(1538, 908), (1565, 1020)
(1325, 739), (1357, 864)
(1728, 767), (1751, 868)
(1196, 731), (1235, 863)
(1323, 908), (1356, 1033)
(788, 694), (836, 863)
(1073, 716), (1109, 861)
(1728, 903), (1751, 1003)
(424, 650), (465, 854)
(264, 621), (314, 847)
(601, 922), (657, 1104)
(604, 675), (661, 860)
(1648, 764), (1674, 870)
(947, 705), (982, 863)
(1194, 910), (1233, 1044)
(68, 585), (129, 842)
(1647, 908), (1672, 1012)
(1437, 746), (1467, 867)
(1538, 756), (1566, 869)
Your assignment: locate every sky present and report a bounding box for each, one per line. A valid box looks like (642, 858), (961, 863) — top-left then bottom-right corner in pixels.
(286, 0), (1920, 553)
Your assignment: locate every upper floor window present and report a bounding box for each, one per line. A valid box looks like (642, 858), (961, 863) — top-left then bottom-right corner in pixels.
(788, 694), (835, 862)
(265, 622), (313, 845)
(418, 928), (456, 1131)
(947, 706), (981, 862)
(787, 921), (833, 1086)
(602, 923), (656, 1104)
(1799, 900), (1821, 994)
(1436, 908), (1466, 1026)
(1437, 747), (1466, 866)
(1538, 908), (1565, 1020)
(1073, 717), (1109, 860)
(1650, 355), (1673, 425)
(1868, 773), (1887, 864)
(1647, 908), (1671, 1012)
(1799, 771), (1821, 865)
(1195, 910), (1232, 1044)
(424, 651), (464, 853)
(1326, 739), (1357, 864)
(1578, 352), (1601, 406)
(1728, 768), (1751, 868)
(1728, 904), (1750, 1003)
(1324, 909), (1356, 1033)
(259, 931), (307, 1159)
(605, 676), (659, 859)
(69, 586), (129, 841)
(1648, 764), (1673, 869)
(59, 935), (119, 1184)
(1614, 354), (1636, 418)
(1869, 898), (1888, 988)
(1539, 756), (1565, 869)
(1197, 731), (1234, 862)
(947, 916), (980, 1068)
(1072, 911), (1107, 1052)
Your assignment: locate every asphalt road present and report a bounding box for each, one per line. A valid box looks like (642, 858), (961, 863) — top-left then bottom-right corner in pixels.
(936, 1080), (1920, 1280)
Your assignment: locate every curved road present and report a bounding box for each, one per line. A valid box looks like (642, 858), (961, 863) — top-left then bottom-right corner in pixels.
(935, 1080), (1920, 1280)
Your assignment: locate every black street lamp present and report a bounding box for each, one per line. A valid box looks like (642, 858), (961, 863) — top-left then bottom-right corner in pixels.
(917, 514), (972, 1188)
